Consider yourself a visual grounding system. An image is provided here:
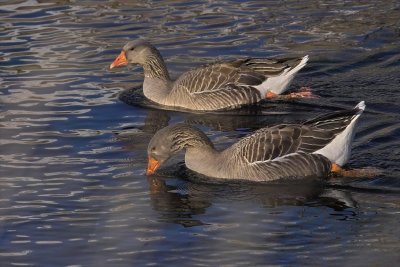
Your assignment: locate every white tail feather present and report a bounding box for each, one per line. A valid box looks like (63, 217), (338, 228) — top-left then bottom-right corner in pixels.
(314, 101), (366, 166)
(255, 55), (309, 96)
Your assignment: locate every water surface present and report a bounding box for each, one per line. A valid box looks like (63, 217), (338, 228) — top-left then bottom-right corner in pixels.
(1, 0), (400, 266)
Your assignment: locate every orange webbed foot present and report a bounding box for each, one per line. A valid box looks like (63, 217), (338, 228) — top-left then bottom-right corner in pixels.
(265, 90), (278, 99)
(331, 163), (383, 178)
(284, 87), (319, 99)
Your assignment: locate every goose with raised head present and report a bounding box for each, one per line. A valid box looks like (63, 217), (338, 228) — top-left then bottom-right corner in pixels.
(110, 40), (310, 111)
(146, 101), (366, 181)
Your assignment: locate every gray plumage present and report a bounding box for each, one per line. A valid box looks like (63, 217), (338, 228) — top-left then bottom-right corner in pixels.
(147, 102), (366, 181)
(112, 40), (309, 111)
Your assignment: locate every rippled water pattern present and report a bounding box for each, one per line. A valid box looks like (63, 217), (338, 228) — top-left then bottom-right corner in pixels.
(1, 0), (400, 266)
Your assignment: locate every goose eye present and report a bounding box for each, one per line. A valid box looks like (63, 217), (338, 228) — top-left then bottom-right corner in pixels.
(130, 47), (135, 51)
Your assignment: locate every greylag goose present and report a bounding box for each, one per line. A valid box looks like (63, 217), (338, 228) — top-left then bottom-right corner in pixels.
(146, 101), (366, 181)
(110, 40), (310, 111)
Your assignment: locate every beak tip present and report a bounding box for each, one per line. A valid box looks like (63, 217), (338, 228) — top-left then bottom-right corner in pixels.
(146, 157), (160, 176)
(109, 50), (128, 70)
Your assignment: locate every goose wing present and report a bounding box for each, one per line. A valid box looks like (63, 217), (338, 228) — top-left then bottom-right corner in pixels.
(170, 58), (309, 110)
(225, 125), (333, 180)
(241, 57), (306, 77)
(173, 60), (265, 94)
(231, 125), (305, 164)
(173, 57), (303, 94)
(230, 104), (364, 164)
(170, 60), (266, 110)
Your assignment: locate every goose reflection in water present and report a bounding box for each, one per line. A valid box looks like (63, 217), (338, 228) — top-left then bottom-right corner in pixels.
(145, 167), (357, 228)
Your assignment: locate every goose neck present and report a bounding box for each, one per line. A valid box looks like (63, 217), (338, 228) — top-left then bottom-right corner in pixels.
(142, 51), (170, 81)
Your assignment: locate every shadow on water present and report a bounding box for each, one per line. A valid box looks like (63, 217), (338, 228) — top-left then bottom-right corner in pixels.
(117, 86), (374, 135)
(146, 169), (362, 228)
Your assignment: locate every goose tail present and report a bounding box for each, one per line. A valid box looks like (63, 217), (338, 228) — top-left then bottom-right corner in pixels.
(313, 101), (366, 166)
(257, 55), (309, 96)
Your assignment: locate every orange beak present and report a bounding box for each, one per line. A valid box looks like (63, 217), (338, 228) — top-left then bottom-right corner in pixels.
(146, 156), (160, 175)
(109, 50), (128, 69)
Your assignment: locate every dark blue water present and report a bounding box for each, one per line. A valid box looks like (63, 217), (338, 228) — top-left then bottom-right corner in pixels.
(1, 1), (400, 266)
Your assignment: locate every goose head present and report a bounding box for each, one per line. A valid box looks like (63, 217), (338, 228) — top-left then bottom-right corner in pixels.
(146, 124), (181, 175)
(146, 124), (213, 175)
(109, 40), (156, 69)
